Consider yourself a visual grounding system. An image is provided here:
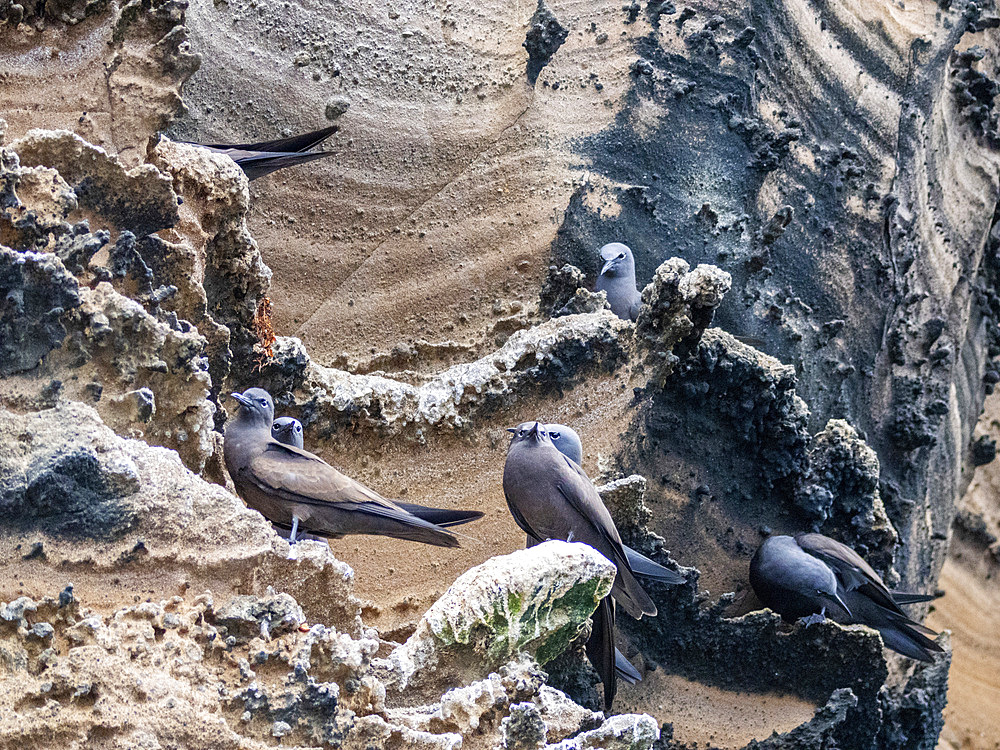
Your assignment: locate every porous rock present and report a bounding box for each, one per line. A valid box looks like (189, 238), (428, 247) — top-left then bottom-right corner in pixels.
(635, 258), (732, 385)
(0, 248), (81, 376)
(384, 541), (616, 693)
(799, 419), (899, 578)
(12, 129), (178, 237)
(271, 312), (630, 438)
(543, 713), (659, 750)
(0, 401), (361, 632)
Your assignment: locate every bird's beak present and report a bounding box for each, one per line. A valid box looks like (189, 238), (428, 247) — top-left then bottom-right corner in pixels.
(600, 258), (615, 276)
(528, 422), (541, 439)
(230, 392), (252, 407)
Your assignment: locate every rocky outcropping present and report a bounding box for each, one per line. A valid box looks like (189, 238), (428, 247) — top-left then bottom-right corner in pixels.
(0, 403), (654, 749)
(6, 0), (997, 741)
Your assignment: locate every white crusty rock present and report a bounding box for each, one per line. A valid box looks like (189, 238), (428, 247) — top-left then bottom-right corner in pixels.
(383, 541), (617, 692)
(283, 311), (629, 436)
(543, 713), (660, 750)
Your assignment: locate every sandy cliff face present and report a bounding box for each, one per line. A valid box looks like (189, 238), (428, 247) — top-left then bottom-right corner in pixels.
(3, 0), (1000, 747)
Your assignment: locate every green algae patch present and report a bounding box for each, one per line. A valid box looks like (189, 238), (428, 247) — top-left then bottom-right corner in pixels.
(391, 541), (616, 687)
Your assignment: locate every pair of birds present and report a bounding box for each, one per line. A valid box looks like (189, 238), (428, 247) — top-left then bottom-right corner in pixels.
(224, 388), (484, 548)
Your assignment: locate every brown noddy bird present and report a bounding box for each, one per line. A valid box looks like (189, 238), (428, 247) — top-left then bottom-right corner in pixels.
(545, 423), (687, 585)
(504, 421), (672, 708)
(749, 533), (944, 662)
(225, 388), (471, 547)
(270, 416), (484, 529)
(542, 422), (684, 704)
(186, 125), (339, 181)
(595, 243), (642, 321)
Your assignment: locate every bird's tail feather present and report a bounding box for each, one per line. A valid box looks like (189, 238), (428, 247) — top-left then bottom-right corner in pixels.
(240, 151), (337, 181)
(585, 596), (618, 711)
(615, 648), (642, 684)
(611, 563), (658, 619)
(394, 502), (485, 528)
(891, 591), (939, 605)
(206, 125), (339, 154)
(623, 545), (686, 584)
(843, 590), (944, 662)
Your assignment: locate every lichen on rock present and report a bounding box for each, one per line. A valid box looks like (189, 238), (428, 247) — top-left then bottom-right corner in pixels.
(384, 541), (616, 693)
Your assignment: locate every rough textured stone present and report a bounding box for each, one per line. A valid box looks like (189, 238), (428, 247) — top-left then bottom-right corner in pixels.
(384, 541), (616, 693)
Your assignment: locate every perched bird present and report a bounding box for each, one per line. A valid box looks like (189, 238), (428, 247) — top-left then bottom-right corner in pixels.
(545, 423), (584, 466)
(749, 533), (944, 662)
(595, 242), (642, 321)
(269, 415), (483, 529)
(504, 421), (681, 708)
(225, 388), (475, 547)
(545, 423), (686, 584)
(271, 416), (303, 446)
(186, 125), (338, 181)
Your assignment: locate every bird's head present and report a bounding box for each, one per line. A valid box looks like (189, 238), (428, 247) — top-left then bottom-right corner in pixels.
(271, 416), (304, 448)
(545, 423), (583, 465)
(506, 421), (549, 446)
(599, 242), (635, 278)
(230, 387), (275, 426)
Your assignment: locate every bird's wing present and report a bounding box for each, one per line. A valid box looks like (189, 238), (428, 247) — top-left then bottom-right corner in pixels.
(795, 533), (884, 590)
(245, 442), (429, 524)
(797, 534), (917, 618)
(503, 486), (547, 542)
(840, 590), (944, 662)
(892, 591), (939, 605)
(233, 151), (337, 181)
(615, 647), (642, 684)
(586, 595), (618, 710)
(628, 295), (642, 322)
(555, 457), (656, 618)
(393, 501), (484, 528)
(623, 545), (686, 585)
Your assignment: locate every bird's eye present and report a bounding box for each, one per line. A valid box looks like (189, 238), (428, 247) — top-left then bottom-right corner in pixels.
(519, 429), (527, 437)
(295, 425), (301, 432)
(617, 253), (625, 260)
(258, 398), (268, 405)
(550, 432), (561, 440)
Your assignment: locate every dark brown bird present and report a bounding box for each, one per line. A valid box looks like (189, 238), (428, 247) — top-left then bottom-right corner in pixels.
(270, 416), (483, 529)
(504, 421), (678, 708)
(749, 533), (944, 662)
(187, 125), (338, 181)
(224, 388), (473, 547)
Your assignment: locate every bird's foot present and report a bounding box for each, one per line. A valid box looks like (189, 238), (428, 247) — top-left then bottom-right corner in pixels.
(798, 612), (827, 628)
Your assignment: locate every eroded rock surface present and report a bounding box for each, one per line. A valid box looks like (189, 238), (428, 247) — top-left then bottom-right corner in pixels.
(3, 0), (996, 743)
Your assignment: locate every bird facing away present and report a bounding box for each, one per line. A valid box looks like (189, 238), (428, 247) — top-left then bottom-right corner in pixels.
(224, 388), (471, 547)
(504, 421), (679, 709)
(269, 415), (484, 529)
(186, 125), (339, 181)
(594, 242), (642, 321)
(749, 533), (944, 662)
